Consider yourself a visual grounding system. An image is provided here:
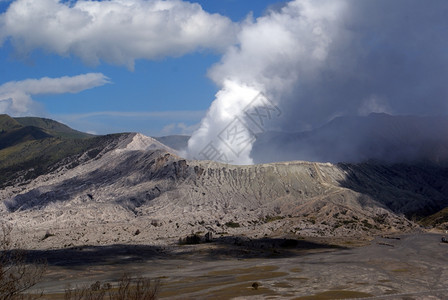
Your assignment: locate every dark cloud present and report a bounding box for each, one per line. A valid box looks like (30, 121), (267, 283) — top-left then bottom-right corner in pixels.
(277, 0), (448, 131)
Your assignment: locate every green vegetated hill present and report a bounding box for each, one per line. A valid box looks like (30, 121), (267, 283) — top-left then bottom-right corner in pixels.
(0, 114), (122, 187)
(0, 114), (22, 131)
(0, 125), (52, 150)
(14, 116), (92, 139)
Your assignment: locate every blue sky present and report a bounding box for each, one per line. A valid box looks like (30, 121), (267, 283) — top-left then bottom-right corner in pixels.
(0, 0), (284, 136)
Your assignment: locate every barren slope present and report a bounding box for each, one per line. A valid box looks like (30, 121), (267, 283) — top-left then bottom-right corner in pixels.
(4, 132), (444, 249)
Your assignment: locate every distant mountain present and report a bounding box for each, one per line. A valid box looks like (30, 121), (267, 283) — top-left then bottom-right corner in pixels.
(153, 135), (189, 151)
(14, 116), (93, 139)
(252, 113), (448, 164)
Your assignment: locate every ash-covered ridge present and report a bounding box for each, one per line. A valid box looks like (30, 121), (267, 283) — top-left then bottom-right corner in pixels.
(3, 131), (447, 250)
(1, 115), (447, 250)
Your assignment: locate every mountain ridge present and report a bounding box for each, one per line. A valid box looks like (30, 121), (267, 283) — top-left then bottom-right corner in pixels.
(2, 140), (447, 249)
(0, 114), (22, 131)
(1, 114), (448, 250)
(14, 116), (93, 139)
(0, 114), (129, 187)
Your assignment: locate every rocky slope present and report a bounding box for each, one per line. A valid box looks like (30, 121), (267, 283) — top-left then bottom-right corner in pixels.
(3, 129), (448, 250)
(0, 114), (177, 188)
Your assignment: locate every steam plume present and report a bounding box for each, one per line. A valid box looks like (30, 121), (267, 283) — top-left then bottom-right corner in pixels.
(187, 0), (448, 164)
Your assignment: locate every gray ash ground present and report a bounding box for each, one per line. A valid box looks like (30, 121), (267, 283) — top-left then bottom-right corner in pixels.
(28, 232), (448, 299)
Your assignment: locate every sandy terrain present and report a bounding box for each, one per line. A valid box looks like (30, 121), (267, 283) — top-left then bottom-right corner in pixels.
(25, 232), (448, 299)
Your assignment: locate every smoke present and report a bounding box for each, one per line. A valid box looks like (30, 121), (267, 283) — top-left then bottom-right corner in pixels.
(187, 0), (448, 164)
(0, 73), (109, 115)
(187, 0), (348, 164)
(185, 80), (260, 164)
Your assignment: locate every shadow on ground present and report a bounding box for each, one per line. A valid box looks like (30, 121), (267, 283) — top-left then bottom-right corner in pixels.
(22, 236), (347, 267)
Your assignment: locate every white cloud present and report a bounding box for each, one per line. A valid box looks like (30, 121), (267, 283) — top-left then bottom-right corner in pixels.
(0, 0), (239, 69)
(0, 73), (109, 115)
(0, 73), (110, 95)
